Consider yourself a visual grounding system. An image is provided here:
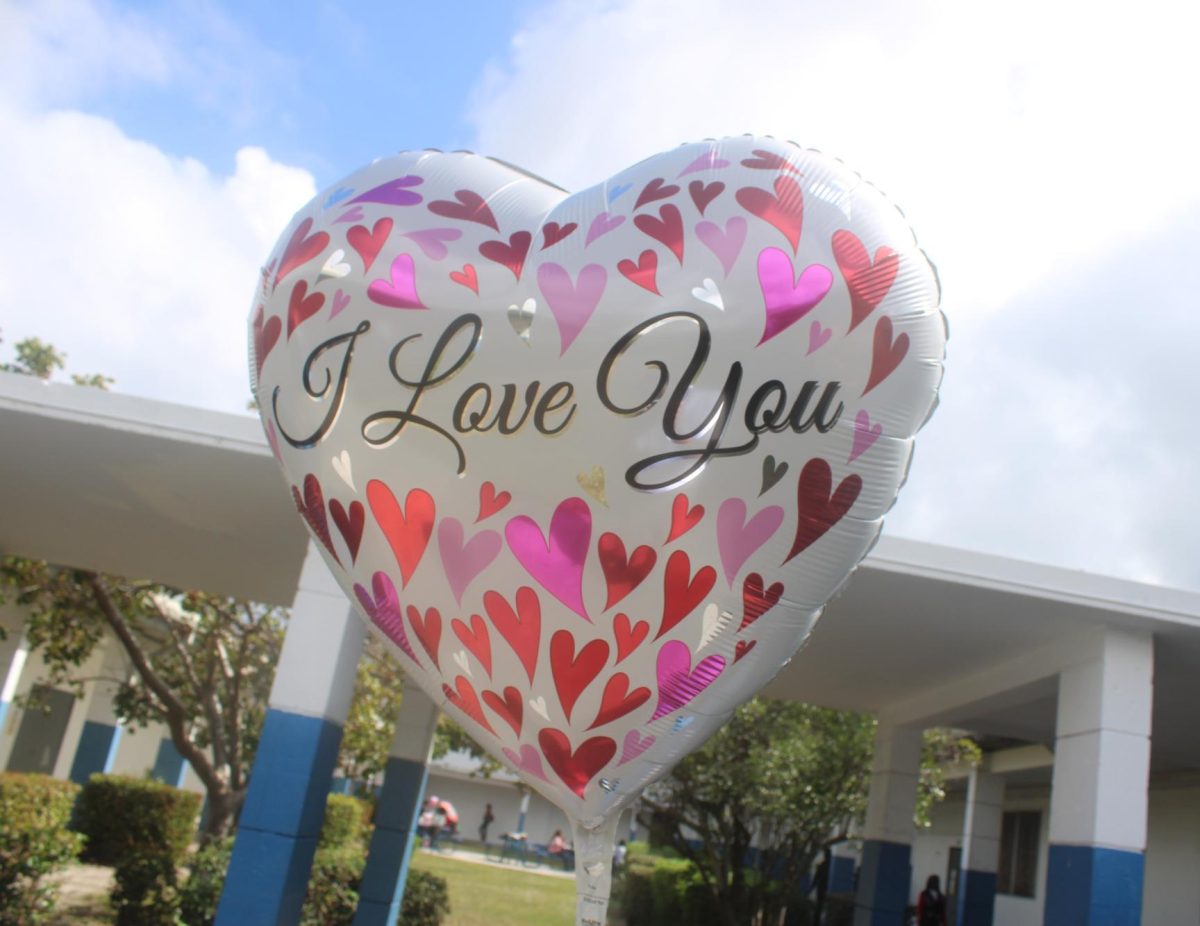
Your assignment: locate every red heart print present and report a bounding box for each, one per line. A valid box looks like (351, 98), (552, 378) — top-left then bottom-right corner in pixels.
(657, 550), (717, 640)
(550, 630), (609, 722)
(665, 493), (704, 543)
(734, 640), (758, 662)
(589, 673), (651, 729)
(617, 249), (659, 294)
(274, 217), (330, 290)
(408, 605), (443, 668)
(785, 458), (862, 563)
(736, 175), (804, 252)
(329, 498), (364, 562)
(292, 474), (339, 563)
(346, 218), (393, 273)
(479, 231), (532, 280)
(537, 728), (616, 798)
(863, 315), (909, 396)
(286, 280), (325, 338)
(366, 480), (435, 587)
(613, 613), (650, 663)
(740, 149), (801, 175)
(541, 221), (578, 250)
(252, 305), (281, 379)
(428, 189), (499, 231)
(634, 204), (684, 264)
(739, 572), (784, 631)
(481, 686), (523, 736)
(634, 177), (680, 210)
(452, 614), (492, 677)
(688, 180), (724, 215)
(443, 676), (494, 734)
(832, 229), (900, 333)
(476, 481), (511, 521)
(484, 587), (541, 683)
(598, 532), (657, 610)
(449, 263), (479, 294)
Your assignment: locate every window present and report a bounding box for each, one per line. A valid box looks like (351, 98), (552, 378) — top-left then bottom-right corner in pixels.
(996, 811), (1040, 897)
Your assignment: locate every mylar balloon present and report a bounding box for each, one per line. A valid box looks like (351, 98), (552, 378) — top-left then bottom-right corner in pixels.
(250, 136), (944, 924)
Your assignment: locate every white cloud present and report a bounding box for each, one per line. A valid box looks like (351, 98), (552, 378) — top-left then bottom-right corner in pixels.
(466, 0), (1200, 589)
(0, 102), (315, 411)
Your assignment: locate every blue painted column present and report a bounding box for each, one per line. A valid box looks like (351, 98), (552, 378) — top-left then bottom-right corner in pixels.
(215, 544), (365, 926)
(1044, 630), (1152, 926)
(854, 723), (922, 926)
(68, 642), (129, 784)
(354, 685), (438, 926)
(829, 844), (858, 894)
(957, 768), (1005, 926)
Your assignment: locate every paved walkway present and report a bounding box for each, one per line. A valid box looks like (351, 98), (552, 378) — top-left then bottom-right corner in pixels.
(419, 843), (576, 880)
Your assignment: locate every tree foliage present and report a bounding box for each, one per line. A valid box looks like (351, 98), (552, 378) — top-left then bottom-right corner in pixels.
(639, 698), (977, 926)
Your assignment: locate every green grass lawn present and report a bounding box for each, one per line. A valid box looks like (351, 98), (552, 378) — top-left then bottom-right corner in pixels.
(410, 852), (578, 926)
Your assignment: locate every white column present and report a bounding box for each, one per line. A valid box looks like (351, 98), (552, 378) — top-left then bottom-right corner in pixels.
(957, 768), (1005, 926)
(1045, 628), (1152, 925)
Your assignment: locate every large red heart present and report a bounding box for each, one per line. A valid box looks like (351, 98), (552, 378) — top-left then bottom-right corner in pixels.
(538, 728), (617, 799)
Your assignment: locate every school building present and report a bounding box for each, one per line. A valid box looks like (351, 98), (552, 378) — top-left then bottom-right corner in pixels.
(1, 367), (1197, 926)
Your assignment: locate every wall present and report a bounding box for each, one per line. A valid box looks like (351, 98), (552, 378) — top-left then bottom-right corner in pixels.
(910, 795), (965, 904)
(990, 790), (1049, 926)
(1142, 784), (1200, 925)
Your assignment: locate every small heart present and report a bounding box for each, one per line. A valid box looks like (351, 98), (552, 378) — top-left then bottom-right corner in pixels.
(286, 280), (325, 338)
(251, 305), (281, 379)
(452, 649), (473, 677)
(691, 278), (724, 311)
(318, 248), (351, 281)
(507, 298), (536, 343)
(449, 263), (479, 294)
(476, 481), (512, 521)
(617, 249), (659, 294)
(618, 729), (655, 765)
(658, 550), (717, 640)
(346, 217), (393, 272)
(330, 289), (351, 319)
(785, 458), (862, 563)
(438, 518), (502, 605)
(737, 175), (805, 251)
(672, 715), (696, 732)
(576, 465), (607, 507)
(613, 613), (649, 663)
(759, 455), (788, 496)
(354, 571), (418, 662)
(698, 603), (724, 649)
(482, 686), (523, 736)
(529, 695), (549, 720)
(479, 231), (533, 280)
(274, 217), (330, 289)
(368, 253), (425, 309)
(452, 613), (493, 677)
(735, 640), (757, 662)
(589, 672), (652, 729)
(586, 212), (625, 246)
(538, 728), (617, 798)
(832, 229), (900, 333)
(538, 262), (606, 354)
(741, 149), (802, 174)
(849, 409), (883, 462)
(607, 182), (632, 204)
(695, 217), (747, 277)
(757, 247), (833, 346)
(678, 149), (731, 176)
(408, 605), (443, 668)
(808, 320), (833, 355)
(634, 177), (680, 210)
(334, 206), (365, 224)
(506, 498), (592, 621)
(688, 180), (724, 215)
(350, 175), (423, 207)
(443, 675), (493, 734)
(598, 532), (656, 610)
(292, 474), (339, 563)
(863, 316), (909, 396)
(740, 573), (784, 632)
(665, 493), (704, 544)
(652, 639), (725, 720)
(634, 204), (684, 264)
(329, 498), (364, 562)
(541, 221), (578, 250)
(403, 227), (462, 260)
(716, 498), (784, 587)
(485, 587), (541, 684)
(323, 186), (354, 208)
(331, 450), (354, 490)
(502, 744), (549, 781)
(428, 188), (498, 230)
(550, 630), (609, 722)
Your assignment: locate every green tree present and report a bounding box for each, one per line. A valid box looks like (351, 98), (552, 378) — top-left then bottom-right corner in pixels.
(638, 699), (978, 926)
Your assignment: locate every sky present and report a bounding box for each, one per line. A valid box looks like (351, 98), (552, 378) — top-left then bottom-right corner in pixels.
(2, 0), (1199, 592)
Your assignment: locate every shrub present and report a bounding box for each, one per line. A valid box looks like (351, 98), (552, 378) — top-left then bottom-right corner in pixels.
(319, 794), (370, 850)
(0, 773), (83, 925)
(177, 838), (232, 926)
(76, 774), (202, 926)
(399, 869), (450, 926)
(299, 845), (364, 926)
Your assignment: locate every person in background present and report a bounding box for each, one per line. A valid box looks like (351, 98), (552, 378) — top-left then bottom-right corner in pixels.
(479, 802), (495, 844)
(612, 839), (628, 875)
(417, 797), (440, 848)
(917, 874), (947, 926)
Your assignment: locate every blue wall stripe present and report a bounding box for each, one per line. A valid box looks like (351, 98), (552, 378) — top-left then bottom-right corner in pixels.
(830, 855), (856, 894)
(69, 721), (122, 784)
(1044, 844), (1144, 926)
(956, 869), (997, 926)
(215, 709), (345, 926)
(0, 701), (9, 734)
(150, 738), (188, 788)
(354, 756), (430, 926)
(854, 839), (911, 926)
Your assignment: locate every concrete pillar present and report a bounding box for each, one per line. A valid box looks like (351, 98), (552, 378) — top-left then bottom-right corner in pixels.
(830, 842), (859, 895)
(0, 632), (30, 744)
(1044, 630), (1152, 926)
(216, 544), (365, 926)
(854, 722), (922, 926)
(353, 686), (438, 926)
(68, 662), (127, 785)
(957, 768), (1005, 926)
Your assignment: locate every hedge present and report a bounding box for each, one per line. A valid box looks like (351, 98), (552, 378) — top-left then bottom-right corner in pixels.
(0, 773), (83, 925)
(318, 794), (371, 850)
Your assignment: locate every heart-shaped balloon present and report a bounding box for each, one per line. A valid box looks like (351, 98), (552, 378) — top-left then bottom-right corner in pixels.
(250, 136), (944, 922)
